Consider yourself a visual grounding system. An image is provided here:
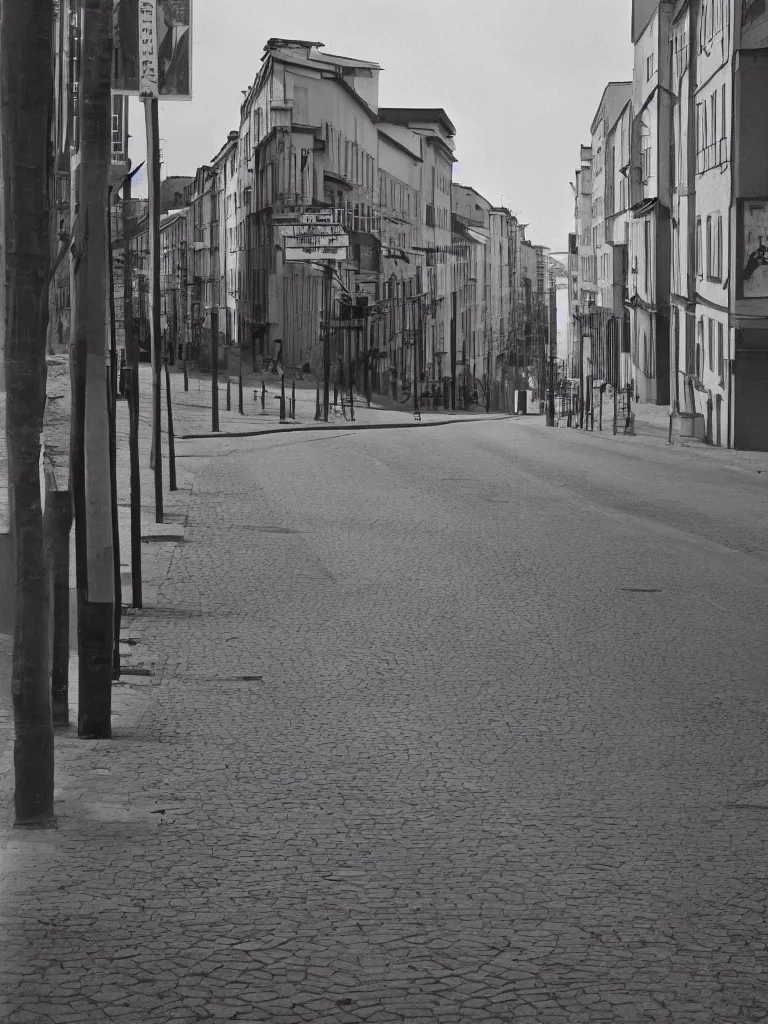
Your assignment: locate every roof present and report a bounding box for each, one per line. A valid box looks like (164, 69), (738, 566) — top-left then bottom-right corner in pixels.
(590, 82), (633, 136)
(378, 107), (456, 137)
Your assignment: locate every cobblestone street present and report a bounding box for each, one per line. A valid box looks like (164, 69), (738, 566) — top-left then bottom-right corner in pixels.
(2, 375), (768, 1022)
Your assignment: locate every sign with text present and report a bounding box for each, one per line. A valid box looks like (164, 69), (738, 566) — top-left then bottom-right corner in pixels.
(284, 242), (348, 263)
(284, 234), (350, 250)
(116, 0), (192, 99)
(741, 200), (768, 298)
(278, 223), (347, 239)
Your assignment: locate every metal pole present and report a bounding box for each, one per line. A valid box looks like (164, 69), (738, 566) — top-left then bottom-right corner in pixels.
(579, 316), (584, 429)
(210, 308), (220, 431)
(618, 319), (622, 436)
(122, 192), (142, 609)
(323, 264), (332, 421)
(144, 96), (163, 523)
(291, 377), (296, 419)
(106, 186), (121, 679)
(164, 357), (177, 490)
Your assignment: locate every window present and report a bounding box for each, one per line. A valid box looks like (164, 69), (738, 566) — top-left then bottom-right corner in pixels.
(644, 220), (650, 293)
(696, 318), (704, 377)
(717, 321), (724, 384)
(715, 214), (723, 278)
(708, 318), (715, 372)
(710, 92), (718, 150)
(706, 215), (713, 277)
(695, 218), (703, 276)
(685, 311), (696, 375)
(646, 53), (655, 81)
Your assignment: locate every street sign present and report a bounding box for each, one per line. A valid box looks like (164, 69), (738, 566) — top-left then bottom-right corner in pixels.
(278, 224), (347, 239)
(284, 234), (349, 251)
(119, 0), (192, 99)
(284, 244), (348, 263)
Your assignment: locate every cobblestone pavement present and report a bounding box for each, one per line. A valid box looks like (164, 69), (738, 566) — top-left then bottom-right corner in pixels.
(2, 384), (768, 1023)
(160, 363), (507, 439)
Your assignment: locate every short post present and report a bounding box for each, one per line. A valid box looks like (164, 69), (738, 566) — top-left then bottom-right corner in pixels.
(315, 385), (321, 421)
(291, 377), (296, 420)
(261, 380), (266, 411)
(164, 357), (177, 492)
(238, 372), (244, 415)
(599, 384), (603, 431)
(226, 377), (231, 411)
(183, 357), (188, 392)
(280, 373), (286, 421)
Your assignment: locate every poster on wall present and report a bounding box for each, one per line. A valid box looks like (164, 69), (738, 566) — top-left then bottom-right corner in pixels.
(113, 0), (140, 93)
(741, 201), (768, 298)
(743, 0), (768, 46)
(156, 0), (191, 98)
(744, 0), (768, 26)
(114, 0), (191, 99)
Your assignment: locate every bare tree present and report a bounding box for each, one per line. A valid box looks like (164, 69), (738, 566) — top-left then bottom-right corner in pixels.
(1, 0), (56, 826)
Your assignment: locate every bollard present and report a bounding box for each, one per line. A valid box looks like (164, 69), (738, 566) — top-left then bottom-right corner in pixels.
(226, 378), (231, 411)
(238, 373), (244, 415)
(279, 374), (286, 422)
(261, 380), (266, 411)
(291, 378), (296, 420)
(183, 360), (188, 392)
(315, 385), (321, 421)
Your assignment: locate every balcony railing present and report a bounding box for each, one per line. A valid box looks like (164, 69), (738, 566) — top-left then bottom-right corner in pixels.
(696, 138), (728, 174)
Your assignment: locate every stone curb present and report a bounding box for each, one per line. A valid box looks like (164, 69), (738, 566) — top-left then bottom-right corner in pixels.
(179, 414), (515, 441)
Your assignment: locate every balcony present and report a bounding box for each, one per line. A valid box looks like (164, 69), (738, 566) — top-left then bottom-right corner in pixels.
(696, 138), (729, 174)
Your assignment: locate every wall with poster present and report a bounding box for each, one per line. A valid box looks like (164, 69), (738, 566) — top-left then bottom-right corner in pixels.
(113, 0), (191, 98)
(740, 200), (768, 298)
(742, 0), (768, 47)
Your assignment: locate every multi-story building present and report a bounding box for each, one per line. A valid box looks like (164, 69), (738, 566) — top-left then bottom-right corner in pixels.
(378, 108), (459, 404)
(669, 0), (701, 436)
(729, 0), (768, 449)
(568, 84), (634, 394)
(628, 1), (674, 405)
(604, 94), (633, 388)
(210, 132), (239, 362)
(376, 115), (426, 398)
(159, 208), (187, 361)
(451, 185), (491, 403)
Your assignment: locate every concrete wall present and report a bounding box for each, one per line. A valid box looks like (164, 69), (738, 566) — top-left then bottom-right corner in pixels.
(0, 534), (11, 635)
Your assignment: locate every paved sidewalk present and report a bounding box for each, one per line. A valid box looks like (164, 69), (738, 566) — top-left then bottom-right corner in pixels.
(546, 397), (768, 473)
(162, 363), (510, 438)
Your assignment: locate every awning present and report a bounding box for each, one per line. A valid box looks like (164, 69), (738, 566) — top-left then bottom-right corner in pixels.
(466, 228), (488, 246)
(632, 197), (659, 218)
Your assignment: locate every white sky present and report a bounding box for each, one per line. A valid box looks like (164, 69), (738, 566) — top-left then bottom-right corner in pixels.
(128, 0), (635, 253)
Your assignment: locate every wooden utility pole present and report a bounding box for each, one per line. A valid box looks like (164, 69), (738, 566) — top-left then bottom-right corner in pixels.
(122, 176), (142, 608)
(144, 96), (163, 521)
(73, 0), (115, 739)
(1, 0), (56, 824)
(106, 185), (121, 678)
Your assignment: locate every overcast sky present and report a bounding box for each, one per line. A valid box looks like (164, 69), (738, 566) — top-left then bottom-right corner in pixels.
(128, 0), (635, 253)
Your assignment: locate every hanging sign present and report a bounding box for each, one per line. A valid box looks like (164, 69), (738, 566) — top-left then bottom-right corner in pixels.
(117, 0), (192, 99)
(138, 0), (159, 98)
(284, 243), (348, 263)
(284, 233), (349, 250)
(278, 224), (347, 239)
